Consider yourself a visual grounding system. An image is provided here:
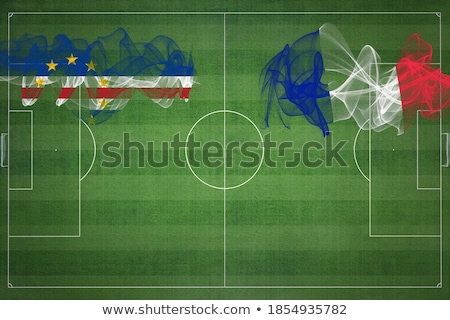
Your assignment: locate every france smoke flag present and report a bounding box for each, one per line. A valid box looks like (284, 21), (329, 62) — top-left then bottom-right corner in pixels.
(261, 23), (450, 136)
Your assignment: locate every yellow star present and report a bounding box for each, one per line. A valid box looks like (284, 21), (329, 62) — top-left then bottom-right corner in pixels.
(86, 60), (96, 72)
(88, 114), (96, 125)
(99, 98), (109, 109)
(35, 77), (45, 87)
(66, 53), (78, 65)
(46, 59), (58, 71)
(98, 77), (109, 88)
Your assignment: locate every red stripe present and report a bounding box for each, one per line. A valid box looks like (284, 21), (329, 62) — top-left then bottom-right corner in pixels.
(86, 88), (131, 99)
(22, 87), (44, 99)
(86, 87), (191, 99)
(180, 88), (191, 99)
(139, 87), (191, 99)
(396, 34), (450, 131)
(22, 86), (192, 101)
(58, 87), (77, 99)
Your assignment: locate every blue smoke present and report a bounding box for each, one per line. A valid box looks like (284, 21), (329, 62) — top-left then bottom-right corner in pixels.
(261, 29), (333, 136)
(0, 27), (195, 77)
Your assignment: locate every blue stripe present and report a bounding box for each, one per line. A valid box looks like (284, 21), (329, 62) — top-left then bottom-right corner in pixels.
(261, 29), (333, 136)
(1, 28), (195, 77)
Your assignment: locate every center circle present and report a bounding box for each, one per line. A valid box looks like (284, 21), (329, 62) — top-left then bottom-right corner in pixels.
(185, 110), (264, 190)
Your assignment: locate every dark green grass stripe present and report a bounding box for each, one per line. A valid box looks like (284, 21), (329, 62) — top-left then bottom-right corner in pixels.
(226, 200), (368, 226)
(226, 250), (439, 276)
(10, 250), (224, 276)
(9, 200), (79, 225)
(80, 200), (223, 225)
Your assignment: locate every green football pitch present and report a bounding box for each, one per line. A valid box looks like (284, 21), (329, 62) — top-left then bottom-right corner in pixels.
(1, 2), (449, 300)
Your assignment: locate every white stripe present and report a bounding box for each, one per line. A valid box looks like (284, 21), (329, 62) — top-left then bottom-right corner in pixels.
(89, 76), (195, 88)
(320, 24), (404, 134)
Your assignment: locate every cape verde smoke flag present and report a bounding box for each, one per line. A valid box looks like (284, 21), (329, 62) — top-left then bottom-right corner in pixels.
(0, 28), (196, 124)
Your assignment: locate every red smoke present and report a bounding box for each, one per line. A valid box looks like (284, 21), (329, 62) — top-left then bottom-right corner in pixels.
(396, 34), (450, 130)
